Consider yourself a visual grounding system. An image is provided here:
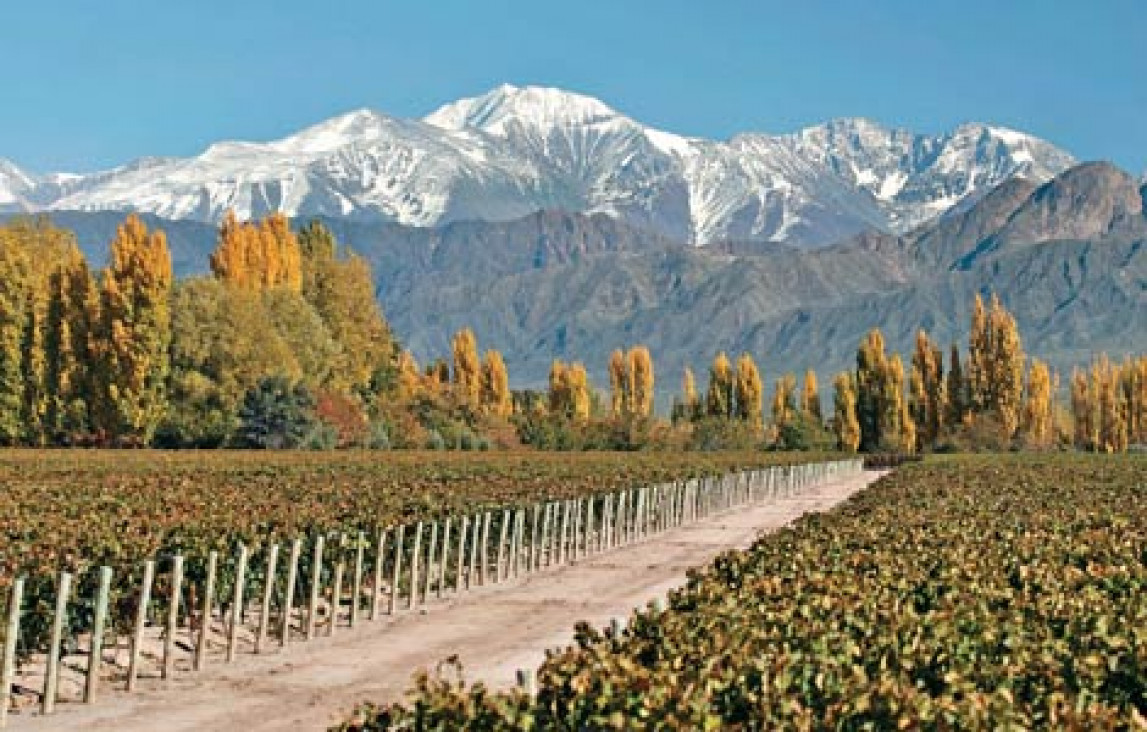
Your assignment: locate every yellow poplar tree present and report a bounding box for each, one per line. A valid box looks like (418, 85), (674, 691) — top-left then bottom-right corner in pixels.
(1070, 369), (1096, 451)
(733, 353), (763, 430)
(832, 372), (861, 452)
(548, 359), (569, 417)
(628, 346), (655, 418)
(1093, 355), (1128, 453)
(452, 328), (481, 407)
(682, 367), (698, 418)
(44, 249), (98, 443)
(988, 296), (1026, 437)
(608, 350), (628, 417)
(94, 215), (173, 443)
(946, 342), (970, 428)
(801, 369), (822, 423)
(480, 349), (512, 417)
(771, 373), (797, 436)
(856, 329), (893, 451)
(1120, 356), (1147, 444)
(395, 350), (423, 401)
(568, 362), (591, 421)
(706, 352), (734, 419)
(1023, 358), (1054, 448)
(884, 354), (909, 452)
(210, 211), (303, 293)
(909, 330), (946, 450)
(967, 294), (990, 412)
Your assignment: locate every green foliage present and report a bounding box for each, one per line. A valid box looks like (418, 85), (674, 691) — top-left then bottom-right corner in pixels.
(687, 416), (762, 451)
(775, 412), (836, 451)
(236, 376), (318, 449)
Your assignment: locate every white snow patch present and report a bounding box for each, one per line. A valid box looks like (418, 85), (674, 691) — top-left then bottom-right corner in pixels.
(878, 171), (907, 200)
(645, 128), (694, 157)
(989, 126), (1032, 146)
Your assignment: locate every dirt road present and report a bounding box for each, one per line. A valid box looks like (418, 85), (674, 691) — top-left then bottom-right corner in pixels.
(15, 469), (881, 731)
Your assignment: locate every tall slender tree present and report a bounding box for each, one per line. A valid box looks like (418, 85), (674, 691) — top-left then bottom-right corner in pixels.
(628, 346), (655, 418)
(452, 328), (481, 407)
(771, 373), (797, 436)
(801, 369), (822, 423)
(909, 330), (945, 450)
(480, 349), (512, 417)
(1023, 358), (1054, 448)
(608, 350), (627, 417)
(706, 352), (734, 419)
(832, 372), (861, 453)
(93, 215), (174, 443)
(733, 353), (763, 430)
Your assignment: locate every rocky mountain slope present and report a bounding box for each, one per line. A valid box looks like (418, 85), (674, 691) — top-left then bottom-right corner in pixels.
(12, 161), (1142, 407)
(2, 85), (1075, 247)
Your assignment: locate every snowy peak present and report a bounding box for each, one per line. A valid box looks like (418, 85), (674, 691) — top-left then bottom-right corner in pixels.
(271, 108), (397, 154)
(0, 159), (36, 209)
(425, 84), (623, 135)
(1, 85), (1079, 247)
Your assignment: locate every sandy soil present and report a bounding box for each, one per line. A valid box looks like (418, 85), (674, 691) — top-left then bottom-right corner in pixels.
(11, 469), (882, 731)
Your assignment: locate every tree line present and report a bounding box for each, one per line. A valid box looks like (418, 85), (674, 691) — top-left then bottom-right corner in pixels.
(0, 214), (1142, 451)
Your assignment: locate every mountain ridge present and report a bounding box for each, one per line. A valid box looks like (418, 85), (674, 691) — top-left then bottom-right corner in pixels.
(7, 160), (1142, 406)
(1, 85), (1076, 247)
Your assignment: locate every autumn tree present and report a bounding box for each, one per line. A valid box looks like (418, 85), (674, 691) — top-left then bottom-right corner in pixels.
(608, 350), (627, 417)
(801, 370), (822, 423)
(396, 350), (422, 402)
(93, 215), (174, 443)
(1070, 369), (1096, 451)
(681, 367), (699, 420)
(164, 278), (300, 446)
(628, 347), (655, 418)
(706, 352), (734, 419)
(480, 349), (512, 417)
(733, 353), (763, 430)
(43, 251), (98, 443)
(967, 294), (990, 412)
(0, 224), (29, 443)
(966, 294), (1025, 436)
(771, 374), (797, 436)
(909, 330), (945, 450)
(856, 329), (890, 451)
(1120, 356), (1147, 445)
(548, 359), (590, 420)
(568, 362), (591, 421)
(1093, 355), (1128, 453)
(297, 220), (393, 393)
(608, 346), (654, 419)
(210, 211), (303, 293)
(426, 359), (451, 389)
(832, 372), (861, 452)
(452, 328), (481, 407)
(946, 342), (970, 428)
(1022, 358), (1054, 448)
(855, 328), (911, 452)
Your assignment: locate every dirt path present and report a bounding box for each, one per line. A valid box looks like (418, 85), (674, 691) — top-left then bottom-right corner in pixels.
(13, 469), (881, 731)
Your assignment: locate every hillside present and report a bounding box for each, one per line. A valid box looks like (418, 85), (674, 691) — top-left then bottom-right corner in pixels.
(9, 161), (1143, 408)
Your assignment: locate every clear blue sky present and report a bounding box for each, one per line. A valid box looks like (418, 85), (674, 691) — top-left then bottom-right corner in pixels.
(5, 0), (1145, 173)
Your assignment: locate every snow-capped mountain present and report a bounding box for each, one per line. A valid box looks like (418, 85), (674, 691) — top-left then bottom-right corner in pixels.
(0, 159), (37, 212)
(3, 85), (1077, 246)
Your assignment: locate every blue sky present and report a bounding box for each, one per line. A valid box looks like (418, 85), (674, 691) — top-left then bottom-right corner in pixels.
(5, 1), (1144, 173)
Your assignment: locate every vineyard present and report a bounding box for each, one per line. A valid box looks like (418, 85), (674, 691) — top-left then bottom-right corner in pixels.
(345, 455), (1147, 729)
(0, 449), (850, 722)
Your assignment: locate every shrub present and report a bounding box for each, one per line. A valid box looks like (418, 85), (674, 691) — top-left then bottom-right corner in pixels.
(236, 376), (318, 449)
